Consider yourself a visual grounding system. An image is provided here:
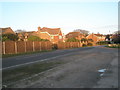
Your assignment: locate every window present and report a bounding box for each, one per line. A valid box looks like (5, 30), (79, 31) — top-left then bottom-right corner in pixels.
(51, 36), (54, 39)
(59, 36), (62, 39)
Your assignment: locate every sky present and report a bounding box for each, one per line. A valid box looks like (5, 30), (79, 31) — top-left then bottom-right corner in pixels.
(0, 0), (118, 35)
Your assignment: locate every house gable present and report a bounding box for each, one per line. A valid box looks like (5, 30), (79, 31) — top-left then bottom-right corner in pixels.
(1, 27), (15, 34)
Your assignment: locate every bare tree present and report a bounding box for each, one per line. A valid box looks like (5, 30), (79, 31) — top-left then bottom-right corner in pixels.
(15, 29), (26, 33)
(73, 29), (89, 36)
(114, 30), (120, 34)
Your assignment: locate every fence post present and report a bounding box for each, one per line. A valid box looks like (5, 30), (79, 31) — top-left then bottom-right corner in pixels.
(39, 42), (41, 51)
(33, 41), (35, 52)
(78, 42), (79, 47)
(15, 42), (17, 54)
(24, 41), (26, 52)
(45, 42), (47, 50)
(3, 42), (5, 54)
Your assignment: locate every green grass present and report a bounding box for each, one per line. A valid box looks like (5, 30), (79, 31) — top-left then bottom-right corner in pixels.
(3, 60), (64, 87)
(2, 50), (55, 58)
(105, 46), (120, 48)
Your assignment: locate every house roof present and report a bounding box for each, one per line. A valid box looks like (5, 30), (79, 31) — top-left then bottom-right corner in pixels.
(66, 32), (84, 38)
(39, 27), (61, 35)
(1, 27), (15, 34)
(94, 34), (104, 37)
(17, 31), (38, 37)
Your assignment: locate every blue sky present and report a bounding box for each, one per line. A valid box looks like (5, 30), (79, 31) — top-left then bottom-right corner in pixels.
(0, 1), (118, 34)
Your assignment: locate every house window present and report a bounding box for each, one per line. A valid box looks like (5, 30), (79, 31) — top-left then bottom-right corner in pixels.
(59, 36), (62, 39)
(51, 36), (54, 39)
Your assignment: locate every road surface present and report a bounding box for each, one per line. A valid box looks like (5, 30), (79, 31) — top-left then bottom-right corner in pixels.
(3, 46), (95, 69)
(3, 46), (118, 88)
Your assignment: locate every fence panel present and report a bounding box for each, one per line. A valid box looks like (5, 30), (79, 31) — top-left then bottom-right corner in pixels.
(41, 41), (46, 51)
(16, 41), (25, 53)
(26, 41), (33, 52)
(34, 41), (40, 51)
(47, 41), (52, 50)
(5, 41), (15, 54)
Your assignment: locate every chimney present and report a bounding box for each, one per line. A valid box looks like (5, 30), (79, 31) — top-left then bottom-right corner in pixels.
(38, 26), (41, 31)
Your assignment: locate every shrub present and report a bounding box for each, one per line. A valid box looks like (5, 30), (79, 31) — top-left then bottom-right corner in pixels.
(66, 37), (79, 42)
(96, 41), (111, 45)
(87, 39), (94, 42)
(87, 43), (93, 46)
(52, 44), (58, 49)
(28, 36), (49, 41)
(82, 44), (87, 47)
(2, 34), (19, 41)
(28, 36), (41, 41)
(81, 38), (88, 42)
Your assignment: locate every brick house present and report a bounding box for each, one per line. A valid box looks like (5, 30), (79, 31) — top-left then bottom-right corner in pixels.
(37, 27), (63, 43)
(17, 31), (39, 41)
(86, 33), (105, 42)
(65, 32), (85, 41)
(1, 27), (15, 35)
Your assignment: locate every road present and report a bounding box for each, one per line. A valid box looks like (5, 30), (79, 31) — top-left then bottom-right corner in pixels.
(3, 45), (118, 88)
(3, 46), (95, 69)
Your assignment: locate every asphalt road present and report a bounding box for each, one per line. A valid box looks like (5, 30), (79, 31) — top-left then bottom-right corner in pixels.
(2, 46), (96, 69)
(3, 45), (118, 88)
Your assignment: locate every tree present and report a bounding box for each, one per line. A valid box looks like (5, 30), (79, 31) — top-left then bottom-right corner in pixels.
(66, 37), (79, 42)
(28, 36), (41, 41)
(15, 29), (26, 33)
(28, 35), (49, 41)
(112, 34), (120, 44)
(114, 30), (120, 34)
(87, 39), (94, 42)
(73, 29), (89, 36)
(2, 34), (19, 41)
(105, 35), (110, 41)
(111, 30), (120, 44)
(81, 38), (88, 42)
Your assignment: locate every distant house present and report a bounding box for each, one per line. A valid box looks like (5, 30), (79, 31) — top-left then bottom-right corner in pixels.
(0, 27), (15, 35)
(37, 26), (63, 43)
(65, 32), (85, 41)
(17, 31), (39, 41)
(86, 33), (105, 42)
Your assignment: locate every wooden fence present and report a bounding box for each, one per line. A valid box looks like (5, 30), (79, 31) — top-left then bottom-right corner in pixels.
(2, 41), (52, 54)
(2, 41), (94, 54)
(57, 41), (88, 49)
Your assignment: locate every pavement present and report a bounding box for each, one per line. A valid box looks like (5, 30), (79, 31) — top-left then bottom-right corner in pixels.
(3, 45), (118, 88)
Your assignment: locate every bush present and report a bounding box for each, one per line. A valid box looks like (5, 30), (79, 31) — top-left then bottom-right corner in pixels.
(2, 34), (19, 41)
(52, 44), (58, 49)
(87, 43), (93, 46)
(112, 34), (120, 44)
(66, 37), (79, 42)
(81, 38), (88, 42)
(28, 36), (49, 41)
(96, 41), (111, 45)
(28, 36), (41, 41)
(82, 44), (87, 47)
(87, 39), (94, 42)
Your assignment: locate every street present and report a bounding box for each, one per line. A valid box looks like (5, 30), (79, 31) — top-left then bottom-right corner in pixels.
(2, 46), (118, 88)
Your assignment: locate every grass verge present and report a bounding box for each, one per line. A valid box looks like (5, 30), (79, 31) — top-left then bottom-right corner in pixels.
(105, 44), (120, 48)
(3, 60), (64, 87)
(105, 46), (120, 48)
(2, 50), (55, 58)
